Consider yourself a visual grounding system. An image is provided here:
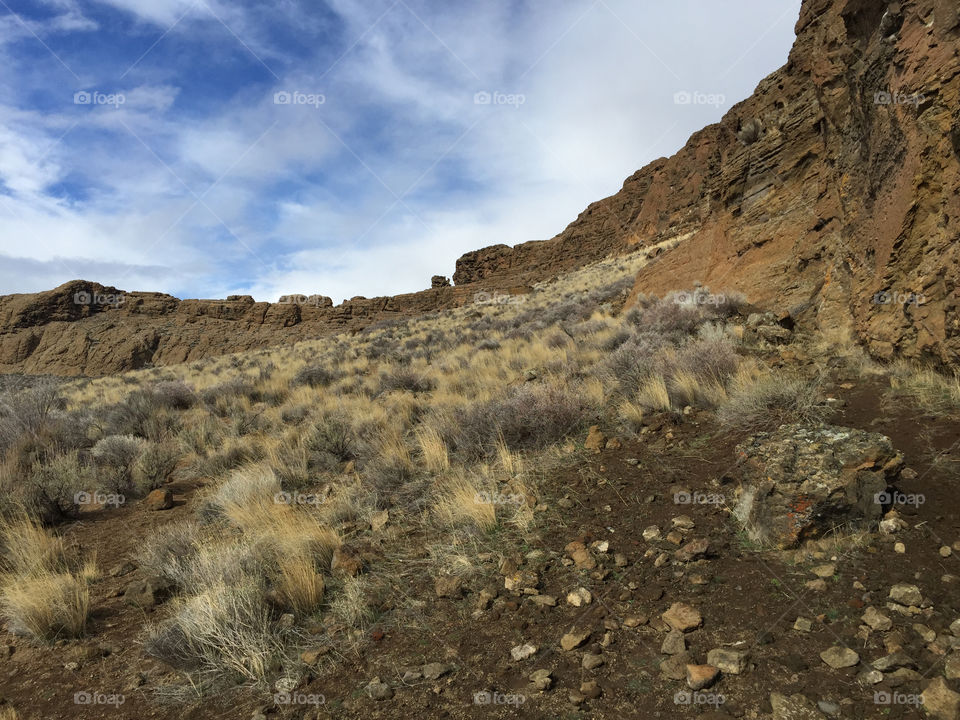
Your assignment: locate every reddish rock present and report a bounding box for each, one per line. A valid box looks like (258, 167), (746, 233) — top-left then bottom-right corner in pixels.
(142, 489), (173, 511)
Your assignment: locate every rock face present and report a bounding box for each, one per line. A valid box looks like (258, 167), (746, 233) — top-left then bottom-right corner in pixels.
(734, 424), (903, 548)
(620, 0), (960, 365)
(0, 279), (529, 376)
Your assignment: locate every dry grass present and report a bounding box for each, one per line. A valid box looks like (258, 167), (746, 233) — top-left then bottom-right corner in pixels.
(0, 518), (92, 641)
(433, 473), (497, 530)
(416, 425), (450, 474)
(718, 364), (827, 431)
(636, 375), (671, 411)
(889, 365), (960, 416)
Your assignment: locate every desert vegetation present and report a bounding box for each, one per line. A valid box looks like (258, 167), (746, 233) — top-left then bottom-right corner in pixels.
(0, 248), (954, 703)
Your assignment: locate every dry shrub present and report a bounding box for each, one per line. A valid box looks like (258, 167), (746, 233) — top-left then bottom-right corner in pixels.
(449, 382), (590, 458)
(718, 365), (827, 431)
(292, 365), (339, 389)
(91, 435), (145, 495)
(377, 369), (435, 395)
(329, 576), (373, 629)
(144, 580), (285, 683)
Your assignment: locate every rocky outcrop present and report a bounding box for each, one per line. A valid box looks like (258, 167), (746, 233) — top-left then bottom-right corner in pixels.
(0, 279), (528, 376)
(614, 0), (960, 365)
(733, 424), (904, 548)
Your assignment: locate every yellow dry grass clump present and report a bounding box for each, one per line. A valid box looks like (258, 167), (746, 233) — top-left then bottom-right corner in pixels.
(0, 517), (94, 642)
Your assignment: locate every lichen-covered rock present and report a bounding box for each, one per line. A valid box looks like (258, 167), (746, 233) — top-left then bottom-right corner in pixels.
(734, 424), (903, 548)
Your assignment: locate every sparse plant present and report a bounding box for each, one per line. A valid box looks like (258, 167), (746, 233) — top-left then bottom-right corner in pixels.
(718, 366), (827, 431)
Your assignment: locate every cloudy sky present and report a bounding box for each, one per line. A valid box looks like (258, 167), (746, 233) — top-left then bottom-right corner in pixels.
(0, 0), (801, 303)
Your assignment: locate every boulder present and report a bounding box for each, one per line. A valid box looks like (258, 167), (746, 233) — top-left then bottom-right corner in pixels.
(734, 424), (903, 547)
(142, 488), (173, 511)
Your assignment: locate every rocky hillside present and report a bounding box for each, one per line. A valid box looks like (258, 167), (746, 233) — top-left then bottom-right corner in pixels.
(2, 0), (958, 376)
(616, 0), (960, 365)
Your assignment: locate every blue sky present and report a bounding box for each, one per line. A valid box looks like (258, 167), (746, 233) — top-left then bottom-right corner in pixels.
(0, 0), (801, 303)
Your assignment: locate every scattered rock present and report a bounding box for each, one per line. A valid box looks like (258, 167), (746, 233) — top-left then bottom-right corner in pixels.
(686, 664), (719, 690)
(707, 648), (748, 674)
(889, 583), (923, 607)
(422, 662), (450, 680)
(366, 678), (393, 700)
(582, 653), (604, 670)
(663, 603), (702, 632)
(861, 606), (893, 631)
(820, 646), (859, 669)
(566, 587), (592, 607)
(510, 644), (537, 662)
(434, 575), (463, 598)
(793, 617), (813, 633)
(922, 677), (960, 720)
(560, 629), (591, 651)
(857, 669), (883, 685)
(142, 488), (173, 511)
